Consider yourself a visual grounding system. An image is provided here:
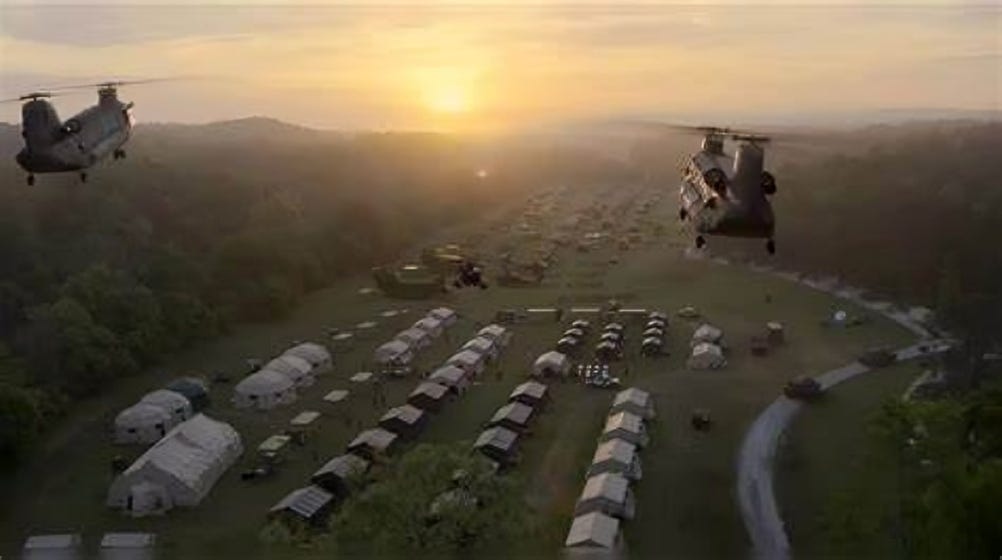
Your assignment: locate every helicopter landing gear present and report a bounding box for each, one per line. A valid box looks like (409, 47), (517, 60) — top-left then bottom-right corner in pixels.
(79, 172), (88, 183)
(695, 235), (706, 249)
(766, 239), (776, 255)
(26, 174), (35, 186)
(679, 208), (687, 221)
(113, 149), (126, 160)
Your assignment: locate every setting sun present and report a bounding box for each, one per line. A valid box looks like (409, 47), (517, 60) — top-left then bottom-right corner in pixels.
(425, 85), (472, 115)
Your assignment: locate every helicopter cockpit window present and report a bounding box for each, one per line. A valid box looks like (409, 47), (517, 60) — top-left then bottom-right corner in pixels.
(61, 119), (82, 134)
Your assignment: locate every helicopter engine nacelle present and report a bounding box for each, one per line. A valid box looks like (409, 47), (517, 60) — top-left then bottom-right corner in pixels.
(21, 100), (62, 151)
(761, 171), (777, 195)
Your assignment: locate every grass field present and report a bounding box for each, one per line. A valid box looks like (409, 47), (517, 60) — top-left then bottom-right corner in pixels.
(776, 362), (920, 559)
(0, 185), (915, 559)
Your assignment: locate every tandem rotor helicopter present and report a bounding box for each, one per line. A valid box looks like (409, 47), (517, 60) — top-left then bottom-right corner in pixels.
(2, 79), (158, 185)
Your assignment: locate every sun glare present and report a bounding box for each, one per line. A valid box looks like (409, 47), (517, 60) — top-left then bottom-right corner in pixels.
(425, 84), (472, 115)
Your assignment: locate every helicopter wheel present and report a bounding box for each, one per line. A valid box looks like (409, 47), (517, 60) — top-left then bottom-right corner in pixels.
(766, 239), (776, 255)
(26, 174), (35, 187)
(79, 172), (88, 183)
(696, 235), (706, 249)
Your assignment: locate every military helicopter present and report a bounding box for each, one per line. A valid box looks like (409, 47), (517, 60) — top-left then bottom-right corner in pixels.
(669, 125), (777, 254)
(2, 79), (155, 185)
(674, 125), (779, 254)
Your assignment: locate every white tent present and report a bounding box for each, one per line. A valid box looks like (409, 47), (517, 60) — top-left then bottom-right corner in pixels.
(429, 365), (471, 393)
(587, 438), (642, 481)
(264, 355), (315, 388)
(600, 411), (649, 448)
(374, 340), (415, 366)
(574, 472), (636, 520)
(687, 342), (727, 370)
(107, 414), (242, 516)
(477, 324), (510, 347)
(428, 307), (458, 326)
(565, 512), (622, 549)
(283, 342), (333, 375)
(232, 370), (297, 410)
(139, 389), (193, 425)
(413, 317), (444, 337)
(447, 350), (486, 376)
(461, 336), (499, 361)
(114, 403), (174, 445)
(533, 351), (570, 378)
(395, 328), (432, 349)
(611, 387), (656, 419)
(691, 324), (723, 346)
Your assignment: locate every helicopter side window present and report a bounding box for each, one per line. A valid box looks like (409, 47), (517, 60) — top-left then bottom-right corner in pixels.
(61, 119), (81, 135)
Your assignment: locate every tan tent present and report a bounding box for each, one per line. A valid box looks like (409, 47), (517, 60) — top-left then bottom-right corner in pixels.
(574, 472), (636, 520)
(600, 411), (649, 448)
(564, 512), (622, 549)
(611, 387), (656, 419)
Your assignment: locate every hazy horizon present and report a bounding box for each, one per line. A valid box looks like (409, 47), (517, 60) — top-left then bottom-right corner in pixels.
(1, 2), (999, 131)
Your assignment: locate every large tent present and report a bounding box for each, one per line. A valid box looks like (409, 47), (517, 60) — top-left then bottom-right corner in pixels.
(509, 381), (549, 410)
(165, 377), (210, 411)
(107, 414), (243, 516)
(347, 428), (398, 460)
(687, 343), (727, 370)
(461, 336), (499, 361)
(139, 390), (193, 425)
(269, 485), (335, 527)
(374, 340), (415, 366)
(311, 454), (369, 498)
(477, 324), (510, 347)
(378, 404), (429, 439)
(428, 365), (471, 394)
(232, 370), (297, 410)
(428, 307), (458, 326)
(447, 350), (486, 376)
(600, 411), (649, 448)
(395, 328), (432, 350)
(473, 426), (519, 466)
(407, 382), (450, 412)
(413, 317), (444, 337)
(587, 439), (642, 481)
(611, 388), (656, 419)
(489, 402), (534, 433)
(533, 351), (570, 378)
(564, 511), (621, 549)
(691, 324), (724, 346)
(114, 403), (173, 445)
(574, 472), (636, 520)
(264, 355), (315, 388)
(283, 342), (333, 375)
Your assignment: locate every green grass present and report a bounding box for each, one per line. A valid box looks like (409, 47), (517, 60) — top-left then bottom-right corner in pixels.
(0, 187), (915, 559)
(776, 362), (921, 559)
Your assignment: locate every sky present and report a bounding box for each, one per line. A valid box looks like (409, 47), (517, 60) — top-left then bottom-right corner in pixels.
(0, 2), (999, 131)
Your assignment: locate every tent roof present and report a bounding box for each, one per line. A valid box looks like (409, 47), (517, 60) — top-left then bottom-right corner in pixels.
(474, 426), (518, 451)
(692, 342), (724, 357)
(693, 324), (723, 341)
(349, 428), (397, 451)
(564, 512), (620, 548)
(139, 389), (190, 411)
(604, 411), (644, 435)
(116, 403), (172, 427)
(448, 350), (483, 367)
(477, 324), (507, 339)
(429, 307), (456, 319)
(376, 340), (411, 355)
(491, 402), (533, 425)
(284, 342), (331, 365)
(314, 454), (369, 479)
(165, 377), (208, 397)
(410, 382), (448, 399)
(396, 328), (429, 342)
(266, 355), (312, 376)
(511, 381), (547, 400)
(380, 404), (425, 425)
(414, 317), (443, 330)
(592, 438), (636, 466)
(613, 388), (651, 409)
(270, 485), (334, 518)
(579, 472), (629, 503)
(235, 370), (294, 395)
(430, 365), (467, 384)
(535, 351), (569, 369)
(461, 337), (495, 353)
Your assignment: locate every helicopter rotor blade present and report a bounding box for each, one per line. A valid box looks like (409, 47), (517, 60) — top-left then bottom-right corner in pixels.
(45, 77), (179, 92)
(0, 92), (59, 104)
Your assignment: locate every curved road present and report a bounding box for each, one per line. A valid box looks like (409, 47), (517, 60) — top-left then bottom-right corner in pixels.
(725, 260), (949, 559)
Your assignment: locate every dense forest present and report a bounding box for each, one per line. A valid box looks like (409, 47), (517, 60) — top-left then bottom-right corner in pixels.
(0, 118), (631, 466)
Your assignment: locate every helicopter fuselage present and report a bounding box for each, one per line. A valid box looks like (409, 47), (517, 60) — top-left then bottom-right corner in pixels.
(16, 89), (133, 175)
(679, 136), (775, 240)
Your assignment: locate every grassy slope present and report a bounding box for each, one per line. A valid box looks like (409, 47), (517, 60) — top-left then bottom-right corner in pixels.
(0, 187), (913, 559)
(777, 363), (920, 559)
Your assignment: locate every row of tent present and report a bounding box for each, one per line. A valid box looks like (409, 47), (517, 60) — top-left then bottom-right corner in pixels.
(640, 312), (669, 357)
(688, 324), (727, 370)
(565, 388), (656, 550)
(112, 378), (210, 445)
(472, 381), (550, 469)
(374, 307), (459, 366)
(107, 414), (243, 517)
(232, 342), (334, 410)
(267, 321), (509, 528)
(22, 532), (156, 560)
